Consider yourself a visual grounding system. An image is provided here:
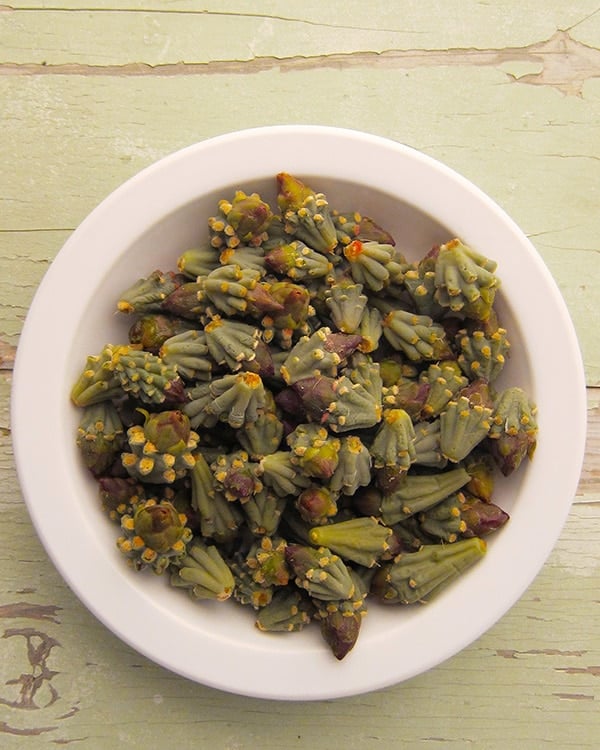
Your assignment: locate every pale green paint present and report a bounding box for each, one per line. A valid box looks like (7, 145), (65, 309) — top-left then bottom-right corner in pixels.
(1, 2), (599, 747)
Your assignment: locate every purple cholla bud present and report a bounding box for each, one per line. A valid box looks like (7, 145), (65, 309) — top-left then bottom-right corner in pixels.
(461, 498), (510, 537)
(295, 485), (338, 525)
(128, 314), (192, 354)
(291, 375), (338, 421)
(245, 282), (286, 316)
(211, 450), (263, 503)
(160, 281), (206, 320)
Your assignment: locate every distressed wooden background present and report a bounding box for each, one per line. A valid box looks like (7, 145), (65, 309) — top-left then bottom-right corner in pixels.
(1, 2), (599, 747)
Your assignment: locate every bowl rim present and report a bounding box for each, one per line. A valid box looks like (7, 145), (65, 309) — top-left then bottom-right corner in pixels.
(11, 125), (588, 700)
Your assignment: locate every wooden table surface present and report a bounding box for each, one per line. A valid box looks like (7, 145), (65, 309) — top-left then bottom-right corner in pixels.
(1, 2), (599, 747)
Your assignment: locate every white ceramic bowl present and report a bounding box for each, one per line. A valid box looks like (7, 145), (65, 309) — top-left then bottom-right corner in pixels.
(11, 126), (587, 700)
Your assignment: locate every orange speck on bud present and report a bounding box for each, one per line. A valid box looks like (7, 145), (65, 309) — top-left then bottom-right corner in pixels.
(343, 240), (364, 262)
(240, 372), (262, 389)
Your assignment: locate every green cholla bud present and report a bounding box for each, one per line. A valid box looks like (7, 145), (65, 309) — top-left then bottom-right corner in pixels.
(170, 541), (235, 601)
(183, 381), (220, 429)
(324, 281), (368, 334)
(370, 409), (416, 470)
(403, 265), (444, 318)
(211, 450), (263, 502)
(420, 361), (469, 419)
(342, 240), (398, 291)
(258, 451), (312, 498)
(209, 190), (273, 249)
(203, 314), (261, 372)
(309, 516), (393, 568)
(323, 376), (382, 433)
(277, 173), (338, 254)
(285, 544), (355, 601)
(113, 345), (186, 406)
(286, 423), (341, 480)
(344, 352), (383, 401)
(434, 239), (499, 321)
(76, 401), (125, 476)
(116, 270), (184, 314)
(412, 419), (448, 468)
(264, 240), (332, 280)
(199, 265), (261, 316)
(242, 488), (287, 537)
(177, 245), (220, 278)
(140, 409), (193, 454)
(70, 345), (123, 407)
(380, 466), (471, 525)
(116, 499), (192, 574)
(255, 588), (314, 632)
(121, 410), (198, 484)
(371, 537), (486, 604)
(329, 435), (372, 497)
(357, 305), (383, 353)
(236, 410), (284, 459)
(190, 453), (244, 544)
(456, 327), (510, 382)
(218, 245), (267, 275)
(380, 307), (451, 362)
(280, 327), (344, 385)
(230, 560), (274, 609)
(418, 492), (468, 542)
(205, 372), (268, 429)
(487, 386), (538, 475)
(160, 329), (213, 381)
(440, 395), (493, 463)
(246, 536), (290, 587)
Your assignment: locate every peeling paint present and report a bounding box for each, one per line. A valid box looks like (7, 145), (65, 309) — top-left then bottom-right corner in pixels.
(0, 627), (61, 709)
(0, 602), (62, 624)
(0, 340), (16, 370)
(556, 665), (600, 676)
(0, 29), (598, 96)
(497, 648), (587, 659)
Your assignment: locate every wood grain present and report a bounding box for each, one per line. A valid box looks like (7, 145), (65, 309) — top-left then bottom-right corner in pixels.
(1, 2), (599, 747)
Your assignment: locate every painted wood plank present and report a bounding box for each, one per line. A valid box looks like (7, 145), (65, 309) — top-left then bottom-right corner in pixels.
(1, 1), (599, 744)
(2, 64), (598, 382)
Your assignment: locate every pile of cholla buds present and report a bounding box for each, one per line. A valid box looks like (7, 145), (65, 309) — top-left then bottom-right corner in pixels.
(70, 173), (538, 660)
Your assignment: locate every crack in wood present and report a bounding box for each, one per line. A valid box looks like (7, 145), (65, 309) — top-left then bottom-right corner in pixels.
(553, 692), (595, 701)
(0, 29), (597, 96)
